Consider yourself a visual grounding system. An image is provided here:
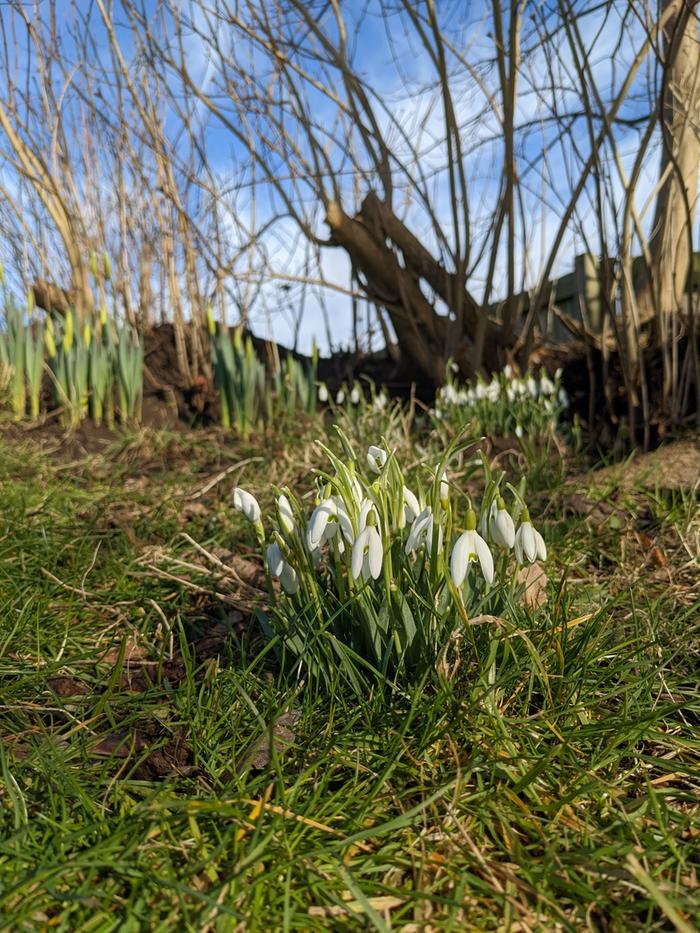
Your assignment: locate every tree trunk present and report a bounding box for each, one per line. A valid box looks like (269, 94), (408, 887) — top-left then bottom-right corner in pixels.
(643, 1), (700, 322)
(325, 195), (502, 383)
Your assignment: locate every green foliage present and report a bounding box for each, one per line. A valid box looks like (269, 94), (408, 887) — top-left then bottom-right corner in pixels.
(88, 312), (116, 428)
(115, 324), (144, 424)
(0, 287), (44, 421)
(47, 310), (90, 427)
(238, 432), (546, 694)
(47, 313), (143, 429)
(208, 311), (319, 434)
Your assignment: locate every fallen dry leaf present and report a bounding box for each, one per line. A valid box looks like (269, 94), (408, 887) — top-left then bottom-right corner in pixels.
(516, 561), (548, 608)
(91, 725), (196, 779)
(100, 639), (150, 666)
(47, 675), (90, 697)
(237, 710), (301, 771)
(634, 530), (654, 549)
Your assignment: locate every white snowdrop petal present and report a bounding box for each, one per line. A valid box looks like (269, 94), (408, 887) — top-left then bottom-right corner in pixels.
(450, 531), (471, 587)
(534, 528), (547, 561)
(280, 563), (298, 594)
(307, 500), (334, 550)
(367, 527), (383, 579)
(474, 533), (494, 585)
(351, 527), (370, 580)
(266, 542), (284, 577)
(495, 509), (515, 548)
(522, 522), (536, 562)
(403, 487), (420, 523)
(514, 532), (524, 564)
(334, 500), (355, 543)
(405, 507), (432, 554)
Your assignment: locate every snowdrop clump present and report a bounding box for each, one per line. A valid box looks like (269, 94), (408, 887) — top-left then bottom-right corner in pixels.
(233, 432), (547, 691)
(432, 364), (569, 442)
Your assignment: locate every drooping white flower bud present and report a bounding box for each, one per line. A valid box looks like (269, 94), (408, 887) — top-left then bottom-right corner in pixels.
(318, 383), (329, 403)
(277, 493), (295, 535)
(233, 487), (261, 524)
(489, 497), (515, 548)
(438, 470), (449, 504)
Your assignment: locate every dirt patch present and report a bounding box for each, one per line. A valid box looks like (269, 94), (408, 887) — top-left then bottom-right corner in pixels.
(593, 439), (700, 491)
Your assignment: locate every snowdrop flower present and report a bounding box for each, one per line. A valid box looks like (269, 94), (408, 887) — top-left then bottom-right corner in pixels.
(351, 520), (383, 581)
(307, 498), (336, 550)
(450, 510), (494, 587)
(336, 388), (345, 404)
(233, 487), (261, 524)
(319, 513), (345, 552)
(554, 367), (563, 380)
(405, 506), (432, 554)
(558, 387), (569, 408)
(350, 385), (361, 405)
(277, 493), (295, 535)
(514, 508), (547, 564)
(266, 543), (298, 595)
(266, 541), (284, 577)
(481, 496), (515, 548)
(405, 506), (442, 554)
(486, 380), (500, 403)
(515, 424), (523, 439)
(403, 487), (421, 524)
(540, 373), (555, 395)
(366, 445), (388, 474)
(504, 364), (513, 380)
(318, 383), (329, 403)
(437, 469), (449, 504)
(373, 391), (388, 411)
(475, 381), (486, 401)
(279, 563), (299, 594)
(526, 375), (538, 397)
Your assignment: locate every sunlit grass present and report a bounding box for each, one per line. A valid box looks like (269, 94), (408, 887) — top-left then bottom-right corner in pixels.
(0, 426), (698, 930)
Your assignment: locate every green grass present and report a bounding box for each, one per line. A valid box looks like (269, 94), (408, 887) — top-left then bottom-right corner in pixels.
(0, 425), (698, 930)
